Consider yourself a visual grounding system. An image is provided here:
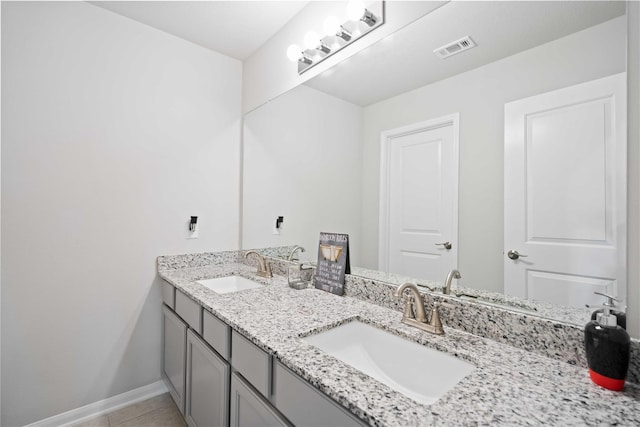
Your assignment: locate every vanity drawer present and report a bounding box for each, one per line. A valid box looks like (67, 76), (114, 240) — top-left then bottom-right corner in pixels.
(231, 330), (272, 398)
(162, 281), (175, 309)
(272, 361), (365, 427)
(203, 309), (230, 361)
(175, 290), (202, 334)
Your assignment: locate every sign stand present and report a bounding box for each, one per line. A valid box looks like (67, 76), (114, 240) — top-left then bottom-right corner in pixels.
(313, 232), (350, 296)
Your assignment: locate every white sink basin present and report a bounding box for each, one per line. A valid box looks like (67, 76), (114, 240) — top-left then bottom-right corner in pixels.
(303, 321), (475, 405)
(196, 276), (263, 294)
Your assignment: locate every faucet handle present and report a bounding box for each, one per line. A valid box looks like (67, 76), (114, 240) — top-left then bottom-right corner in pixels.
(264, 261), (272, 276)
(429, 302), (455, 333)
(402, 298), (415, 320)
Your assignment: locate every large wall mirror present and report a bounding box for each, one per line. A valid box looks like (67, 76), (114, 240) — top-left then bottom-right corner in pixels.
(242, 1), (629, 324)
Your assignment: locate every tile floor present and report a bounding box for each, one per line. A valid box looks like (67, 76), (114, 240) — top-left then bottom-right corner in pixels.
(71, 393), (186, 427)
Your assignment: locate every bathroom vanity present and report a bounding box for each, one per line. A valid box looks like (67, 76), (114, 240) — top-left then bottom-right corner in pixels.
(157, 251), (640, 426)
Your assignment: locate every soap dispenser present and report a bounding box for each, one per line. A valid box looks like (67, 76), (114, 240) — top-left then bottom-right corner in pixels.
(589, 292), (626, 330)
(584, 300), (630, 391)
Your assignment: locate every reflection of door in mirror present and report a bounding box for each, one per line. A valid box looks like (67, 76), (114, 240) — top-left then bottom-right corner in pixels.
(504, 73), (626, 309)
(379, 115), (458, 282)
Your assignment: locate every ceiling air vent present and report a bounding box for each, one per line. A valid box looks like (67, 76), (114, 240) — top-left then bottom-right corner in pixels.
(433, 36), (476, 59)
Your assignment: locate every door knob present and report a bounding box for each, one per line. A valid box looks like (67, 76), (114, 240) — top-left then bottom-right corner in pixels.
(435, 242), (452, 250)
(507, 250), (528, 260)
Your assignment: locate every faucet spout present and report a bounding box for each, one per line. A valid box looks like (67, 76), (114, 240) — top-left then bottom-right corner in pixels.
(394, 282), (453, 335)
(443, 269), (461, 295)
(287, 245), (306, 261)
(245, 250), (273, 278)
(394, 283), (428, 323)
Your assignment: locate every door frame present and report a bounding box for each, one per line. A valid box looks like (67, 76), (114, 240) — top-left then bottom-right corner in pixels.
(378, 113), (460, 273)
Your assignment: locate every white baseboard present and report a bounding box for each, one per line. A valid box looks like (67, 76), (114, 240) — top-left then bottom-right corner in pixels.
(25, 380), (169, 427)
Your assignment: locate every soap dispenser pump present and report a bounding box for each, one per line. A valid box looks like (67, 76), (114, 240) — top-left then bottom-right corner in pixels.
(584, 298), (630, 391)
(589, 292), (627, 330)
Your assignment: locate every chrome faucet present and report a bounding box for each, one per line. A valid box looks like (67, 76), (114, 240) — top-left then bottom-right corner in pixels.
(443, 269), (461, 295)
(287, 245), (306, 261)
(245, 250), (272, 278)
(394, 282), (453, 335)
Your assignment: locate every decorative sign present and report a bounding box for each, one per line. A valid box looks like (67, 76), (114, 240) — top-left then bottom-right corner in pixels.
(314, 232), (350, 295)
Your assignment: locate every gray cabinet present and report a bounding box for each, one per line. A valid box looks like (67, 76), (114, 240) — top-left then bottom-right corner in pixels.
(161, 280), (363, 427)
(162, 281), (175, 309)
(203, 309), (230, 361)
(176, 290), (202, 333)
(231, 330), (272, 398)
(272, 361), (365, 427)
(162, 304), (188, 415)
(230, 373), (290, 427)
(185, 329), (230, 427)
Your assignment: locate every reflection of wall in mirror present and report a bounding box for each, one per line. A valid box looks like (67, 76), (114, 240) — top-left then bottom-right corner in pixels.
(242, 16), (627, 293)
(360, 16), (627, 293)
(243, 84), (363, 265)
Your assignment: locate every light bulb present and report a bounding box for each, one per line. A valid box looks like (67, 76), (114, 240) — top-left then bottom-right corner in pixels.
(323, 16), (341, 36)
(286, 44), (302, 62)
(346, 0), (365, 21)
(304, 31), (321, 49)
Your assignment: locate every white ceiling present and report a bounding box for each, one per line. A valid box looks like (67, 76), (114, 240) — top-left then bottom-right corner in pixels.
(90, 1), (309, 60)
(306, 1), (627, 106)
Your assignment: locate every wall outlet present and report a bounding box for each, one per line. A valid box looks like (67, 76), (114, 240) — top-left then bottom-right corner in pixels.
(187, 217), (199, 239)
(273, 215), (284, 235)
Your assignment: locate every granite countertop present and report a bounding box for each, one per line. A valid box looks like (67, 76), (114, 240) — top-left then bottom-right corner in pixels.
(348, 266), (594, 326)
(159, 263), (640, 426)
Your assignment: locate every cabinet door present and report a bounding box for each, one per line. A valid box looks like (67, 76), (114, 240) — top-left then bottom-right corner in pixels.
(186, 329), (230, 427)
(230, 373), (290, 427)
(272, 361), (365, 427)
(162, 305), (188, 415)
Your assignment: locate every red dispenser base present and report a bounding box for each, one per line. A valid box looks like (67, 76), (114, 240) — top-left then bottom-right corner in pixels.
(589, 369), (625, 391)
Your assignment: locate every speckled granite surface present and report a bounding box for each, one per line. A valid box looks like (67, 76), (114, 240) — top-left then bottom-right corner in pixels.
(241, 247), (598, 326)
(344, 275), (587, 364)
(348, 266), (594, 325)
(157, 250), (239, 270)
(158, 260), (640, 426)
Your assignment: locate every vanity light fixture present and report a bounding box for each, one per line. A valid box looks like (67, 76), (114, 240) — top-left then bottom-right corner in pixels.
(336, 26), (352, 42)
(360, 9), (378, 27)
(286, 0), (385, 74)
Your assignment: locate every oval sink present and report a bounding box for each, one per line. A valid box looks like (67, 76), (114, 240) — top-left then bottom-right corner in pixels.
(303, 321), (474, 405)
(196, 275), (263, 294)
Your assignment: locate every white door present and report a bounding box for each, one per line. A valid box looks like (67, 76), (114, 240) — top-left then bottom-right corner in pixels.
(379, 114), (459, 280)
(504, 73), (626, 308)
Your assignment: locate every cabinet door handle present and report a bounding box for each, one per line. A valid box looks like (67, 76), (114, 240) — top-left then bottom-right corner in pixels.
(435, 242), (452, 250)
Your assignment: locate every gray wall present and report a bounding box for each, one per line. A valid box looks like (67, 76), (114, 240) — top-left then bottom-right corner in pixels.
(1, 2), (241, 425)
(360, 16), (627, 293)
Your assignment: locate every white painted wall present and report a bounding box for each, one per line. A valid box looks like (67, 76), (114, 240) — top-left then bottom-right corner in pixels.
(361, 17), (627, 293)
(243, 85), (362, 264)
(627, 2), (640, 338)
(242, 0), (446, 114)
(1, 2), (241, 425)
(0, 3), (3, 423)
